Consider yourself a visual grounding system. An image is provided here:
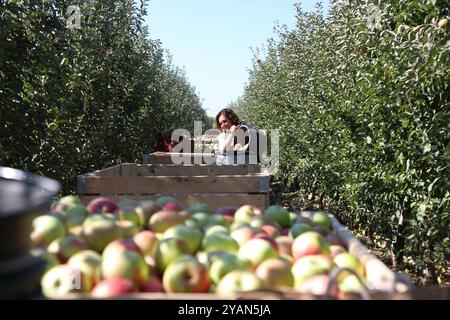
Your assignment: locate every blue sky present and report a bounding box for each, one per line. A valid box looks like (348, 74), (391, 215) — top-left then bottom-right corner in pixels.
(146, 1), (329, 117)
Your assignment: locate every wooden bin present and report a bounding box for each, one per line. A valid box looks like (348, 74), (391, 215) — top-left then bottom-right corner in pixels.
(143, 152), (215, 165)
(77, 163), (270, 210)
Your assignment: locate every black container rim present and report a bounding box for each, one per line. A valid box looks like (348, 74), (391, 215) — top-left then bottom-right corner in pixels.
(0, 166), (61, 217)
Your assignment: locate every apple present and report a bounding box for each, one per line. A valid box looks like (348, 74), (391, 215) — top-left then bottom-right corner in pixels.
(291, 255), (333, 289)
(326, 233), (345, 247)
(30, 215), (66, 247)
(101, 249), (149, 288)
(163, 225), (203, 254)
(238, 238), (279, 269)
(154, 238), (191, 273)
(163, 200), (183, 212)
(289, 212), (298, 224)
(204, 224), (228, 237)
(310, 211), (332, 230)
(191, 212), (211, 228)
(148, 210), (187, 233)
(260, 224), (281, 239)
(41, 264), (84, 297)
(255, 258), (294, 288)
(154, 195), (177, 207)
(201, 232), (239, 254)
(249, 216), (267, 229)
(133, 230), (159, 256)
(215, 206), (236, 218)
(86, 197), (118, 214)
(297, 274), (338, 298)
(162, 255), (211, 293)
(135, 200), (161, 228)
(252, 233), (279, 251)
(275, 236), (293, 256)
(116, 219), (140, 239)
(64, 205), (89, 230)
(142, 275), (165, 293)
(292, 231), (330, 260)
(234, 205), (262, 223)
(205, 214), (228, 228)
(229, 221), (252, 232)
(230, 226), (258, 246)
(333, 252), (365, 279)
(184, 218), (202, 230)
(58, 195), (82, 208)
(312, 225), (330, 237)
(336, 273), (367, 295)
(91, 278), (135, 298)
(196, 250), (228, 268)
(186, 203), (211, 215)
(81, 214), (122, 252)
(48, 235), (90, 263)
(67, 250), (102, 292)
(102, 239), (142, 258)
(208, 252), (247, 284)
(114, 207), (141, 228)
(216, 270), (264, 296)
(264, 205), (291, 228)
(289, 223), (312, 239)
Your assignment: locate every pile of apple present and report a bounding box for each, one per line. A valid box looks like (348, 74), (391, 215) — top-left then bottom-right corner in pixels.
(30, 195), (367, 299)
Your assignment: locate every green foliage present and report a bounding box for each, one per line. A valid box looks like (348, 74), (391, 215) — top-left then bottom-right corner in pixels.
(235, 0), (449, 285)
(0, 0), (210, 193)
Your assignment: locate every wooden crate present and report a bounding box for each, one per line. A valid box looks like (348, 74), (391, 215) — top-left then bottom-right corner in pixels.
(143, 152), (215, 165)
(77, 163), (270, 210)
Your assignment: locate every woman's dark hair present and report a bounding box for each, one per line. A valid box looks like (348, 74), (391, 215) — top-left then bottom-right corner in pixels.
(215, 108), (240, 130)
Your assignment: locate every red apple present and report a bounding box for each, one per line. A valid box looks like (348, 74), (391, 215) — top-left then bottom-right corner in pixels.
(230, 226), (258, 246)
(260, 224), (281, 239)
(297, 274), (338, 298)
(86, 197), (118, 214)
(148, 210), (187, 233)
(292, 231), (330, 260)
(291, 255), (333, 289)
(133, 230), (159, 256)
(92, 278), (135, 298)
(275, 236), (293, 256)
(252, 233), (279, 251)
(67, 250), (102, 292)
(215, 206), (236, 218)
(48, 235), (90, 263)
(142, 275), (165, 293)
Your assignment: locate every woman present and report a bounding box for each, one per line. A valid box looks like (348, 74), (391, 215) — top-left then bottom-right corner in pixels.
(215, 108), (255, 164)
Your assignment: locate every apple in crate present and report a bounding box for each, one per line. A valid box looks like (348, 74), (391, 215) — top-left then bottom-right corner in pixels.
(162, 255), (211, 293)
(264, 205), (291, 228)
(86, 197), (118, 214)
(149, 210), (188, 233)
(216, 270), (264, 296)
(41, 264), (84, 297)
(154, 238), (191, 273)
(208, 252), (247, 284)
(202, 232), (239, 254)
(230, 226), (258, 246)
(135, 200), (161, 228)
(291, 231), (330, 260)
(133, 230), (159, 256)
(234, 205), (262, 223)
(30, 215), (65, 247)
(238, 238), (278, 269)
(163, 225), (203, 254)
(47, 234), (90, 263)
(255, 258), (294, 288)
(67, 250), (102, 292)
(81, 214), (122, 252)
(92, 278), (135, 298)
(291, 255), (333, 289)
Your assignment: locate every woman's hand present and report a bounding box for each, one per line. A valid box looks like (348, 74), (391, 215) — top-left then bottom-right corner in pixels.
(229, 124), (241, 134)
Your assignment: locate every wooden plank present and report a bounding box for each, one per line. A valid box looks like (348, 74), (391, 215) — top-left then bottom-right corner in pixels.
(131, 164), (261, 176)
(79, 193), (270, 211)
(329, 214), (413, 293)
(77, 174), (271, 194)
(84, 164), (122, 177)
(144, 152), (215, 165)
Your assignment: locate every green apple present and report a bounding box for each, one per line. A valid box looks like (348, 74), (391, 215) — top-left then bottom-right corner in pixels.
(155, 195), (177, 208)
(310, 211), (332, 230)
(208, 252), (247, 284)
(163, 225), (203, 254)
(186, 203), (211, 215)
(191, 212), (211, 228)
(255, 258), (294, 288)
(81, 214), (122, 252)
(291, 255), (333, 289)
(234, 205), (262, 223)
(149, 210), (187, 233)
(238, 239), (279, 269)
(67, 250), (102, 292)
(154, 238), (191, 273)
(333, 252), (365, 279)
(289, 223), (312, 239)
(264, 205), (291, 228)
(162, 255), (211, 293)
(64, 205), (88, 230)
(204, 225), (228, 237)
(47, 235), (89, 263)
(135, 200), (161, 228)
(216, 270), (264, 296)
(101, 249), (149, 288)
(41, 264), (84, 297)
(202, 232), (239, 253)
(31, 215), (66, 247)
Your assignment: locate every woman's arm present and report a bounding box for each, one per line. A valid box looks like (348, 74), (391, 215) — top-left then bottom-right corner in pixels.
(222, 125), (240, 151)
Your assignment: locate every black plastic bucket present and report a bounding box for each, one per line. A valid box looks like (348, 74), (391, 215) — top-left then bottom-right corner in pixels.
(0, 167), (60, 298)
